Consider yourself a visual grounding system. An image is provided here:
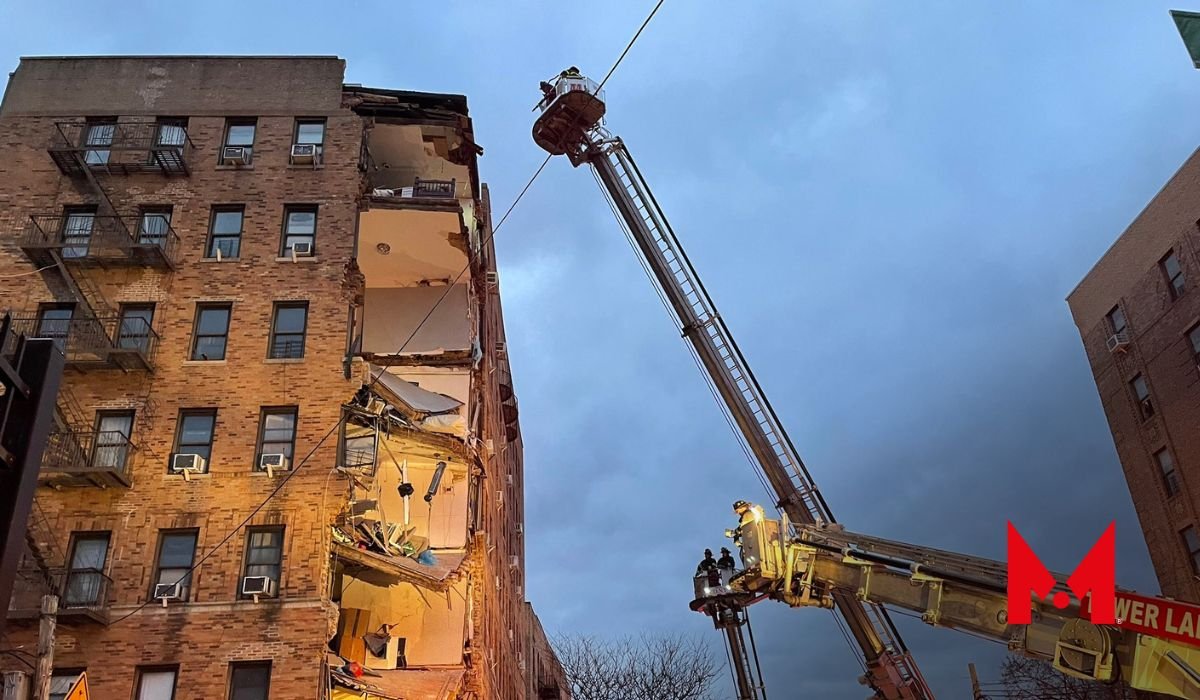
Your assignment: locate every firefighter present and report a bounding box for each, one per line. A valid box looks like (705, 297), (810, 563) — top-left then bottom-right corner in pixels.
(717, 547), (736, 571)
(696, 548), (717, 576)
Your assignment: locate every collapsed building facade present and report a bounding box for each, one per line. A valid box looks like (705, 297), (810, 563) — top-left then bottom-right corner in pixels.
(0, 56), (564, 700)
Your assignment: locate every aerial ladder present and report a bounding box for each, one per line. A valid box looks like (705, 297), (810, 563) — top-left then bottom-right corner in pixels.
(696, 501), (1200, 698)
(533, 70), (933, 700)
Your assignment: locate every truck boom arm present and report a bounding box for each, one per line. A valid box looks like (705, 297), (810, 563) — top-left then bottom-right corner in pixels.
(718, 503), (1200, 699)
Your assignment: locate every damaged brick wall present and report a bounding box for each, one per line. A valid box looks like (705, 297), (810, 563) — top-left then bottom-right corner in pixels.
(0, 55), (556, 700)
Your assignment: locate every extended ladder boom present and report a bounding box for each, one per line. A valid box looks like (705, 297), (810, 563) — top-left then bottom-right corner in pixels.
(533, 72), (932, 699)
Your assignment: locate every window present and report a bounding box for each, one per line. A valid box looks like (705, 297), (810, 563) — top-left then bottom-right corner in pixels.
(155, 117), (187, 148)
(294, 119), (325, 158)
(221, 119), (256, 164)
(242, 526), (284, 595)
(341, 418), (377, 470)
(1131, 374), (1154, 420)
(82, 118), (116, 165)
(269, 302), (308, 359)
(60, 207), (97, 259)
(207, 207), (244, 259)
(1189, 324), (1200, 363)
(229, 662), (272, 700)
(137, 207), (172, 247)
(191, 303), (231, 360)
(49, 669), (86, 700)
(36, 304), (74, 350)
(92, 411), (134, 471)
(152, 530), (198, 601)
(135, 667), (178, 700)
(1107, 306), (1127, 336)
(281, 206), (317, 256)
(256, 407), (297, 467)
(118, 304), (155, 352)
(173, 409), (216, 468)
(1157, 448), (1181, 498)
(1184, 526), (1200, 575)
(64, 532), (109, 608)
(1162, 250), (1186, 299)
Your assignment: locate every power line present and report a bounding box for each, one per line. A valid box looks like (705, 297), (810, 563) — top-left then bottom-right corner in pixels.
(597, 0), (667, 93)
(108, 0), (669, 626)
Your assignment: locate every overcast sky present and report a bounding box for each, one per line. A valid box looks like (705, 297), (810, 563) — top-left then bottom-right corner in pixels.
(4, 1), (1200, 697)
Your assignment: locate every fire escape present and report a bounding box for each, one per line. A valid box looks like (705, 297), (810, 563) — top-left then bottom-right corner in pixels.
(6, 119), (190, 492)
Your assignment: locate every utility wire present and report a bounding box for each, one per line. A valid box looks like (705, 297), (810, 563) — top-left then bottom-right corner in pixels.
(0, 262), (56, 279)
(108, 0), (668, 627)
(597, 0), (666, 92)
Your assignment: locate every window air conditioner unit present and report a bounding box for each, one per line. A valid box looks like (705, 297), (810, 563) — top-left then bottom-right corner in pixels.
(510, 555), (520, 569)
(485, 271), (499, 288)
(495, 341), (507, 359)
(242, 576), (278, 600)
(484, 438), (495, 455)
(290, 143), (317, 164)
(516, 522), (523, 536)
(259, 453), (290, 477)
(171, 453), (206, 481)
(1106, 332), (1130, 354)
(290, 241), (313, 259)
(153, 582), (183, 607)
(222, 146), (250, 165)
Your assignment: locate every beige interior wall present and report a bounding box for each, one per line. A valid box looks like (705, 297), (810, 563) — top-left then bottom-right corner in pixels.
(357, 208), (467, 287)
(367, 124), (471, 191)
(362, 285), (472, 356)
(342, 577), (469, 667)
(374, 437), (470, 549)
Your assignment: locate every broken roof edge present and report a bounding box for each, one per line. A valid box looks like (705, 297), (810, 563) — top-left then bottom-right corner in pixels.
(345, 84), (468, 117)
(347, 85), (482, 201)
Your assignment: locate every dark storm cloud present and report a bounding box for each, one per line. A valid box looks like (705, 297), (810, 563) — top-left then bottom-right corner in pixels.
(5, 2), (1199, 696)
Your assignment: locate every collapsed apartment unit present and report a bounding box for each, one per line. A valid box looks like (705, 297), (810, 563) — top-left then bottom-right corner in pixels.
(0, 56), (564, 700)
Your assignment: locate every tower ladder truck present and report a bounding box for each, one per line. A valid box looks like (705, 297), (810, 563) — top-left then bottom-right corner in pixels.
(699, 501), (1200, 698)
(532, 69), (932, 700)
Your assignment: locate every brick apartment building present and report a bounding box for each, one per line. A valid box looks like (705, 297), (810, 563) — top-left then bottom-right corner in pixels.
(0, 56), (565, 700)
(1069, 147), (1200, 603)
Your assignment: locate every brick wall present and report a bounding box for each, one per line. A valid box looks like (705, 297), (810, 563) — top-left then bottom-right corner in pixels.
(1069, 148), (1200, 601)
(0, 56), (545, 700)
(0, 58), (361, 699)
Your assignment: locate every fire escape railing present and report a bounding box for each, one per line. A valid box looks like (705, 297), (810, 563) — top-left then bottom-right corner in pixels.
(48, 120), (193, 177)
(20, 214), (179, 270)
(2, 314), (158, 372)
(9, 566), (113, 623)
(40, 428), (135, 487)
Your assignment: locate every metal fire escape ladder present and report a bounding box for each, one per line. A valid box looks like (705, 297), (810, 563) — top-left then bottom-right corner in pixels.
(50, 142), (123, 319)
(582, 131), (932, 700)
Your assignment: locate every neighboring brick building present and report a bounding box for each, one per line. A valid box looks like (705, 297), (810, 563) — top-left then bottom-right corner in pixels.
(0, 56), (559, 700)
(1068, 147), (1200, 603)
(523, 605), (569, 700)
